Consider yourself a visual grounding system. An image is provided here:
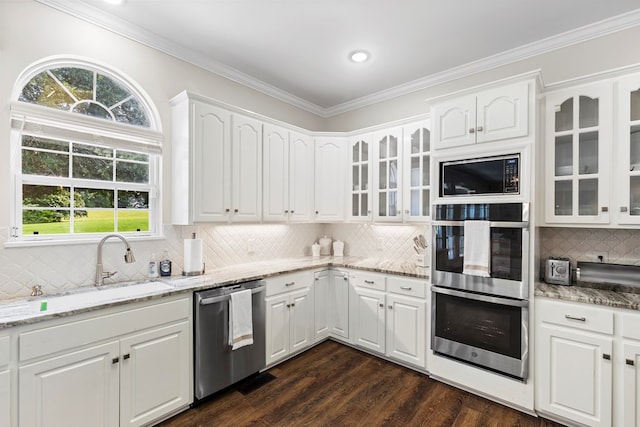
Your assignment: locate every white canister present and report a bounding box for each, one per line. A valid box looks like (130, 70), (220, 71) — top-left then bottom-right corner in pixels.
(312, 243), (321, 257)
(333, 240), (344, 257)
(318, 235), (332, 256)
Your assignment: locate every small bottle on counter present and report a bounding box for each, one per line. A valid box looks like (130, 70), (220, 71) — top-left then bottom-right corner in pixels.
(148, 253), (159, 278)
(159, 249), (172, 277)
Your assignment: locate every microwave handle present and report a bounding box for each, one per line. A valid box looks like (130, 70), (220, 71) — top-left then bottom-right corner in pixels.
(431, 285), (529, 308)
(432, 220), (528, 229)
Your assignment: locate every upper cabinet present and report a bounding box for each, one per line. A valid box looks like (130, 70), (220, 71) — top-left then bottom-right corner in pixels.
(616, 75), (640, 225)
(432, 82), (529, 149)
(315, 137), (346, 222)
(171, 93), (262, 224)
(402, 120), (431, 221)
(263, 124), (314, 222)
(544, 82), (612, 225)
(373, 127), (403, 222)
(348, 134), (373, 222)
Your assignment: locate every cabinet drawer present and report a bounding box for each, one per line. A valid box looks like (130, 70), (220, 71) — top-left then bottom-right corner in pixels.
(266, 271), (313, 296)
(387, 277), (426, 298)
(0, 336), (9, 367)
(349, 271), (386, 290)
(621, 312), (640, 340)
(537, 299), (613, 335)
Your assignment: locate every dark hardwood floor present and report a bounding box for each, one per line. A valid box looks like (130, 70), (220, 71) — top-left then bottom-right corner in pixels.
(160, 341), (565, 427)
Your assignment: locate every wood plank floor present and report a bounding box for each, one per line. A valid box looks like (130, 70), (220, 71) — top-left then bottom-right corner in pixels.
(159, 341), (566, 427)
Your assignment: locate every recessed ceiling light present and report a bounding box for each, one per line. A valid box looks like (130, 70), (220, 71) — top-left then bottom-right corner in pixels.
(349, 50), (370, 63)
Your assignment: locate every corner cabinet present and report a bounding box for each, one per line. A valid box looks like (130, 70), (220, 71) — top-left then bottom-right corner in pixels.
(171, 92), (262, 224)
(544, 82), (612, 224)
(314, 137), (346, 222)
(432, 81), (529, 149)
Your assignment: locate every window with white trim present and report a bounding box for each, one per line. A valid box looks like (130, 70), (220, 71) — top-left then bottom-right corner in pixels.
(10, 59), (162, 242)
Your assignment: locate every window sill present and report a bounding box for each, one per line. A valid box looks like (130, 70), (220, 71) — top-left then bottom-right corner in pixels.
(4, 234), (166, 248)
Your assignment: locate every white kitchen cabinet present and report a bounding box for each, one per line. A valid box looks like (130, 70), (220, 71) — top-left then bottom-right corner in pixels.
(385, 277), (426, 368)
(623, 341), (640, 427)
(329, 269), (350, 341)
(265, 272), (314, 365)
(350, 271), (387, 355)
(544, 82), (612, 225)
(314, 137), (346, 222)
(348, 134), (373, 221)
(263, 124), (314, 222)
(231, 114), (263, 222)
(402, 120), (431, 221)
(1, 335), (11, 427)
(536, 299), (613, 427)
(373, 127), (403, 222)
(313, 270), (330, 341)
(18, 296), (192, 427)
(432, 82), (529, 149)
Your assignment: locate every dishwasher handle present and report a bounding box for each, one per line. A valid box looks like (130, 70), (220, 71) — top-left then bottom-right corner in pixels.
(198, 284), (265, 306)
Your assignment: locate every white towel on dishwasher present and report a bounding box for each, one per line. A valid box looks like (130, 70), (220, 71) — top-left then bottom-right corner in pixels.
(463, 220), (491, 277)
(229, 289), (253, 350)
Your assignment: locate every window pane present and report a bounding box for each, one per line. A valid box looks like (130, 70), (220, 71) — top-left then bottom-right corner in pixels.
(117, 151), (148, 162)
(118, 210), (149, 232)
(411, 157), (420, 186)
(73, 210), (114, 234)
(411, 130), (420, 154)
(72, 101), (112, 120)
(352, 165), (359, 190)
(422, 129), (431, 152)
(422, 189), (430, 216)
(50, 67), (93, 101)
(23, 185), (70, 207)
(579, 96), (599, 128)
(362, 141), (368, 162)
(389, 160), (398, 189)
(578, 178), (598, 216)
(555, 135), (573, 176)
(76, 188), (114, 208)
(389, 136), (397, 157)
(73, 143), (113, 158)
(379, 192), (387, 216)
(361, 193), (368, 216)
(579, 131), (598, 174)
(112, 98), (150, 127)
(555, 98), (573, 132)
(411, 189), (419, 215)
(96, 73), (129, 108)
(116, 161), (149, 183)
(422, 155), (430, 186)
(22, 150), (69, 177)
(19, 71), (74, 110)
(352, 194), (359, 216)
(555, 181), (572, 216)
(631, 124), (640, 170)
(22, 136), (69, 152)
(352, 142), (359, 163)
(23, 210), (70, 235)
(631, 176), (640, 216)
(118, 190), (148, 209)
(73, 156), (113, 180)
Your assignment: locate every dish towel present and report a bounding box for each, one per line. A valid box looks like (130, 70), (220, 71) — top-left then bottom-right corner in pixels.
(229, 289), (253, 350)
(463, 220), (491, 277)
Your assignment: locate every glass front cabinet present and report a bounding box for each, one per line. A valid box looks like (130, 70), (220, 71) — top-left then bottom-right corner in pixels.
(348, 134), (373, 221)
(544, 82), (612, 224)
(616, 75), (640, 225)
(402, 120), (431, 221)
(373, 127), (403, 222)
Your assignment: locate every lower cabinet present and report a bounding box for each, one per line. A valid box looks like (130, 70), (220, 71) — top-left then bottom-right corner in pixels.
(265, 271), (314, 365)
(1, 335), (12, 427)
(352, 286), (386, 354)
(623, 341), (640, 427)
(17, 296), (192, 427)
(328, 270), (349, 341)
(386, 293), (426, 368)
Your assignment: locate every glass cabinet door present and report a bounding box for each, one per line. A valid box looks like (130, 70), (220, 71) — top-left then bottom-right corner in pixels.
(348, 135), (371, 220)
(374, 128), (402, 221)
(403, 120), (431, 221)
(616, 76), (640, 224)
(545, 83), (611, 224)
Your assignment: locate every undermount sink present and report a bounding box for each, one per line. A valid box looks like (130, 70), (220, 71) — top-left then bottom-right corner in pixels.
(0, 281), (173, 320)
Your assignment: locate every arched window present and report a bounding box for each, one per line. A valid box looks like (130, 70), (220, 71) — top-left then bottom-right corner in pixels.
(9, 57), (163, 243)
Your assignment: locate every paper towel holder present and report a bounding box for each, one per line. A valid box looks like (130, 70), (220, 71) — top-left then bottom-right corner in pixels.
(182, 263), (205, 277)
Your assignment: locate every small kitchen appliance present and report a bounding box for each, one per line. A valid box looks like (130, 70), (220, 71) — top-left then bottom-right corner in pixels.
(545, 258), (571, 285)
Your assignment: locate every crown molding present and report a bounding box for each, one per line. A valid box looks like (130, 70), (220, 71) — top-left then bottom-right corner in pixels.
(35, 1), (640, 118)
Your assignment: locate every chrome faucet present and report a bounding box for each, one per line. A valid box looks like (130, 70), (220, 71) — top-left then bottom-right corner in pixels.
(31, 285), (43, 296)
(95, 234), (136, 286)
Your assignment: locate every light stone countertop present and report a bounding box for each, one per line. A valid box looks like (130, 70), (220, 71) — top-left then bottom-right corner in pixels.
(0, 256), (429, 329)
(535, 281), (640, 311)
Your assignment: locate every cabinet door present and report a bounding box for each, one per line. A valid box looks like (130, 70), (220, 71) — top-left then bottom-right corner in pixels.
(348, 134), (372, 221)
(288, 131), (315, 222)
(232, 114), (262, 222)
(0, 369), (9, 427)
(314, 271), (330, 341)
(537, 324), (612, 427)
(265, 294), (290, 365)
(432, 95), (476, 149)
(616, 75), (640, 225)
(545, 83), (612, 224)
(476, 82), (529, 143)
(314, 137), (346, 222)
(289, 288), (313, 354)
(19, 341), (120, 427)
(402, 120), (431, 221)
(329, 270), (350, 341)
(386, 294), (426, 368)
(373, 127), (403, 222)
(192, 101), (232, 222)
(353, 287), (386, 354)
(262, 124), (289, 222)
(120, 321), (190, 427)
(624, 342), (640, 427)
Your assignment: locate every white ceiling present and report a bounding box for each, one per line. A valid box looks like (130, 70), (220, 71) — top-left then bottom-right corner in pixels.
(38, 0), (640, 117)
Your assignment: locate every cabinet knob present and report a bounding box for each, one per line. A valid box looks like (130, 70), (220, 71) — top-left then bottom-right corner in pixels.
(225, 208), (230, 213)
(621, 206), (628, 213)
(603, 353), (611, 360)
(291, 303), (295, 307)
(286, 304), (291, 308)
(627, 359), (635, 366)
(291, 210), (294, 214)
(476, 126), (483, 132)
(284, 210), (289, 214)
(405, 210), (409, 214)
(234, 208), (239, 213)
(315, 211), (319, 215)
(379, 303), (384, 308)
(469, 128), (475, 134)
(388, 305), (392, 309)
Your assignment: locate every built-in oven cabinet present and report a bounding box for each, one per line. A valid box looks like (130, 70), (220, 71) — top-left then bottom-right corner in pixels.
(432, 81), (529, 150)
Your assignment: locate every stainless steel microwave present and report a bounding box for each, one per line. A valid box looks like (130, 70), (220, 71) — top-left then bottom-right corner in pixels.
(440, 154), (520, 197)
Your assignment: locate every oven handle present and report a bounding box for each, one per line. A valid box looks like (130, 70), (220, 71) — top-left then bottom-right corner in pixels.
(431, 285), (529, 307)
(432, 220), (528, 229)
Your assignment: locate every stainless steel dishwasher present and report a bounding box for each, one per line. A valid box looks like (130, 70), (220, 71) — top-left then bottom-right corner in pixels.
(194, 280), (266, 401)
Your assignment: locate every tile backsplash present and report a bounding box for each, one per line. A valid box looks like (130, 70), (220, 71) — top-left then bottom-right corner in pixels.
(0, 222), (429, 300)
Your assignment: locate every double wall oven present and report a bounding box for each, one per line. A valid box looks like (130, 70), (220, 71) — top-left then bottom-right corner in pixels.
(431, 154), (530, 381)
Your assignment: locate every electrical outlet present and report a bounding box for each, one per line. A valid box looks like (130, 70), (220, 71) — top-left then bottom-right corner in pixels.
(376, 238), (384, 251)
(247, 239), (255, 254)
(595, 253), (608, 263)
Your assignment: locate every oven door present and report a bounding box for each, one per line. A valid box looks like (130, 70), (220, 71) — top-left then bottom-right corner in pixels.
(431, 286), (529, 380)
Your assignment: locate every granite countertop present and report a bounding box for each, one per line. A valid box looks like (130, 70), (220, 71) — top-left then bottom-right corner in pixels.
(0, 256), (429, 329)
(535, 281), (640, 311)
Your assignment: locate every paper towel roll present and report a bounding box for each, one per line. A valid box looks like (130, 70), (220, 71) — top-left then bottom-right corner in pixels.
(184, 238), (203, 274)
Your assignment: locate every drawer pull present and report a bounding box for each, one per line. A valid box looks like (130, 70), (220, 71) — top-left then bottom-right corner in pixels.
(364, 280), (375, 285)
(285, 282), (295, 287)
(112, 357), (120, 364)
(603, 353), (611, 360)
(627, 359), (635, 366)
(123, 354), (130, 360)
(564, 314), (586, 322)
(400, 286), (412, 291)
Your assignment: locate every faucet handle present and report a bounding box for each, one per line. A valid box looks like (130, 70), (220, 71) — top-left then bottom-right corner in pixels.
(103, 271), (117, 279)
(31, 285), (43, 297)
